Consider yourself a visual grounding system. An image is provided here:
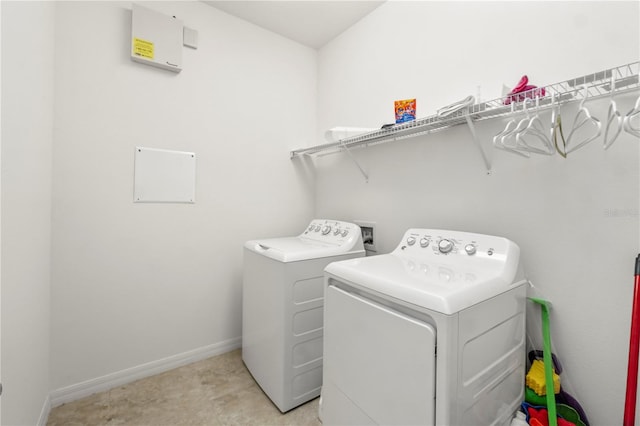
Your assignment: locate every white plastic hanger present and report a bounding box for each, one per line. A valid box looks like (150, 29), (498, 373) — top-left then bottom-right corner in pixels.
(493, 103), (529, 158)
(549, 91), (559, 142)
(603, 73), (623, 149)
(550, 91), (567, 158)
(623, 95), (640, 138)
(565, 85), (602, 154)
(501, 99), (535, 155)
(516, 96), (555, 155)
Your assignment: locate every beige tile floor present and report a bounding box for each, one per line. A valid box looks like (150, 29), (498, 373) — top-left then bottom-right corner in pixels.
(47, 349), (321, 426)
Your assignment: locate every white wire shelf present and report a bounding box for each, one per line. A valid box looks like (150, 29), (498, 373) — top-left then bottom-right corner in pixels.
(290, 61), (640, 158)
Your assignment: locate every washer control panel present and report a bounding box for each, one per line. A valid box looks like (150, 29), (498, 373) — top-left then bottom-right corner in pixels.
(302, 219), (361, 245)
(397, 228), (511, 261)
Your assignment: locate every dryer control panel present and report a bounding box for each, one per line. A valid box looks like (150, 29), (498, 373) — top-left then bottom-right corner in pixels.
(301, 219), (362, 246)
(396, 228), (517, 265)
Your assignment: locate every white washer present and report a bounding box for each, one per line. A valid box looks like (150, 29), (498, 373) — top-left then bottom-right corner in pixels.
(243, 219), (365, 413)
(320, 229), (527, 425)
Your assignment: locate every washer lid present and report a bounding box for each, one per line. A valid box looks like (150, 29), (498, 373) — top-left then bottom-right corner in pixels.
(244, 219), (365, 263)
(325, 229), (522, 314)
(245, 236), (363, 262)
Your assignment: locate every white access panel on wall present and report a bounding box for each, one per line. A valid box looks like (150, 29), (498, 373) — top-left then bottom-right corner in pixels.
(134, 147), (195, 203)
(131, 3), (183, 73)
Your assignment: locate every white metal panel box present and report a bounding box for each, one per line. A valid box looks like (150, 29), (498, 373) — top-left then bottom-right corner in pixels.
(131, 3), (182, 73)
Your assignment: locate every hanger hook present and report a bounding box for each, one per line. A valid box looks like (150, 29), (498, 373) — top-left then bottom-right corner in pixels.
(522, 97), (533, 116)
(608, 72), (617, 100)
(579, 84), (590, 109)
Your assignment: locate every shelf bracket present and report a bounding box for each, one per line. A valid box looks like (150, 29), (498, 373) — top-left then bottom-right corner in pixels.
(464, 110), (492, 174)
(340, 140), (369, 182)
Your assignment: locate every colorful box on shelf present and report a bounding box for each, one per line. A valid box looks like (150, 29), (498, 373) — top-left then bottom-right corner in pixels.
(395, 99), (416, 123)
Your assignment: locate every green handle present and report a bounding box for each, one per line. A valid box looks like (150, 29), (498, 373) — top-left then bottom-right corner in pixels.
(529, 297), (558, 426)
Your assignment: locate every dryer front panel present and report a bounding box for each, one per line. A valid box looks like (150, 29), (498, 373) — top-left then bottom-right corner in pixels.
(323, 284), (436, 425)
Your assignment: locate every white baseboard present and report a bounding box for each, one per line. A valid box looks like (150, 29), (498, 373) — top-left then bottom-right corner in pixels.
(49, 337), (242, 408)
(37, 394), (51, 426)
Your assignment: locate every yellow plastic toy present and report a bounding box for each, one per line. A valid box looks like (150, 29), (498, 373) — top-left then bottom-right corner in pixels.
(526, 358), (561, 396)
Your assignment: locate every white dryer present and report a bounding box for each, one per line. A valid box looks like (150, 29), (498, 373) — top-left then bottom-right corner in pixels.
(320, 229), (527, 425)
(243, 219), (365, 413)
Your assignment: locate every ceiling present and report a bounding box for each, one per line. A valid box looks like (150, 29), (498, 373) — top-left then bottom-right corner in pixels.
(203, 1), (385, 49)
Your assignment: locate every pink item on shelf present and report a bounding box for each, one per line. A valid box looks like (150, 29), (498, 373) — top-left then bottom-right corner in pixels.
(504, 75), (546, 105)
(512, 75), (529, 92)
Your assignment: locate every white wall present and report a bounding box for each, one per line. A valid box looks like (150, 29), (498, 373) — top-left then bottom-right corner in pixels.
(1, 1), (55, 424)
(49, 1), (315, 392)
(315, 2), (639, 424)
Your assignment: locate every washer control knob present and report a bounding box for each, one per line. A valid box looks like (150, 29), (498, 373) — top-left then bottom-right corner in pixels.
(308, 225), (315, 232)
(419, 238), (430, 248)
(333, 228), (341, 236)
(322, 225), (331, 235)
(407, 236), (416, 246)
(465, 244), (477, 255)
(438, 239), (454, 254)
(341, 230), (349, 237)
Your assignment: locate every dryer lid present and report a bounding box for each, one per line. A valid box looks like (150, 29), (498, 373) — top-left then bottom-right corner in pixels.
(325, 228), (522, 314)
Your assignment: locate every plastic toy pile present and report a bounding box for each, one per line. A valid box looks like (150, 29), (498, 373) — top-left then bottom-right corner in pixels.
(519, 351), (589, 426)
(513, 298), (589, 426)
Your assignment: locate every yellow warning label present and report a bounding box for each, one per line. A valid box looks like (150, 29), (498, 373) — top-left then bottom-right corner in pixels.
(133, 38), (154, 59)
